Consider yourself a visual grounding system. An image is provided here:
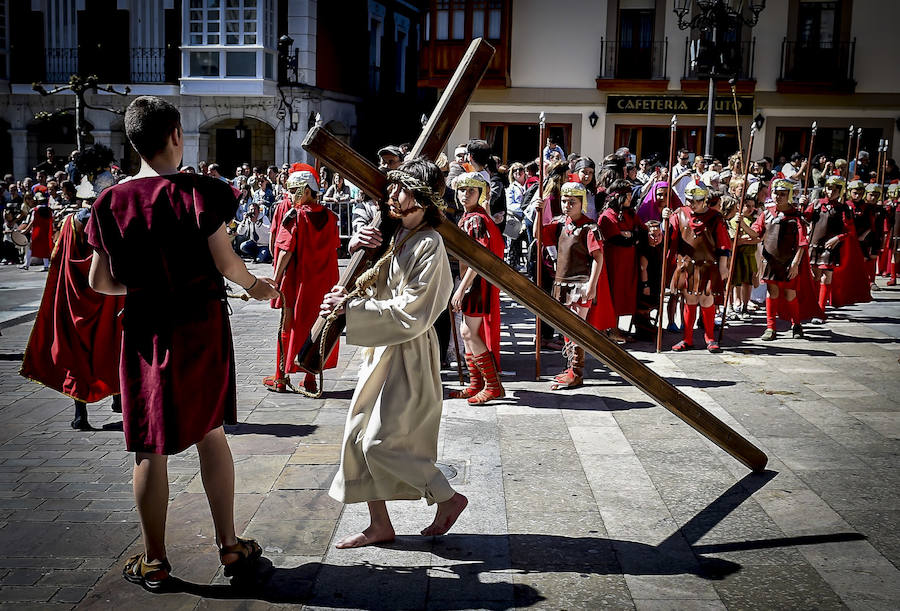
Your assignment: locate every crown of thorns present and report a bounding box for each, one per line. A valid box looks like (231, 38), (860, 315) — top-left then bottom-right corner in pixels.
(387, 170), (446, 210)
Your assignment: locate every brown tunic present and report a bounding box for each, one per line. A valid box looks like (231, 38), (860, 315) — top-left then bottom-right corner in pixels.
(670, 207), (730, 299)
(807, 200), (848, 267)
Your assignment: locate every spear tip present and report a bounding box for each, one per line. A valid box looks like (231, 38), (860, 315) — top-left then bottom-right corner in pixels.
(539, 111), (545, 122)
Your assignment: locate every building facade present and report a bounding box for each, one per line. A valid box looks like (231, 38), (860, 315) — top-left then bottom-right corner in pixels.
(0, 0), (425, 179)
(423, 0), (900, 170)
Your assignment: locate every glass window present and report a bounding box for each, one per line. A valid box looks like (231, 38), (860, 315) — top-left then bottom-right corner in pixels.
(264, 52), (273, 79)
(190, 51), (219, 76)
(436, 0), (449, 40)
(451, 1), (465, 40)
(488, 0), (502, 39)
(472, 0), (486, 39)
(186, 0), (265, 46)
(225, 51), (256, 76)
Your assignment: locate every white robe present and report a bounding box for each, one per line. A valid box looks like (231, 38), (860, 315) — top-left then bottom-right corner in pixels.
(329, 227), (455, 505)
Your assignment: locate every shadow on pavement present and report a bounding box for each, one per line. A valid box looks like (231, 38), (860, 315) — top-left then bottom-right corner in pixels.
(225, 423), (318, 438)
(513, 389), (655, 411)
(136, 470), (864, 609)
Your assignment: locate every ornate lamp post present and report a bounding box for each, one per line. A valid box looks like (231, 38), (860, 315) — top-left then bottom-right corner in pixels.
(673, 0), (766, 162)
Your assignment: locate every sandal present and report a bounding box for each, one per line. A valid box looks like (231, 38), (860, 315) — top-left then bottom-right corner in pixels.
(263, 375), (290, 393)
(219, 537), (262, 579)
(671, 340), (693, 352)
(123, 553), (171, 592)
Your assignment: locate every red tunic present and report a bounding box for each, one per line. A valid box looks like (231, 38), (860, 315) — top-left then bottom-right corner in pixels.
(598, 207), (645, 316)
(542, 215), (616, 331)
(29, 205), (54, 259)
(459, 208), (504, 365)
(86, 174), (238, 455)
(273, 202), (340, 373)
(21, 215), (123, 402)
(668, 206), (731, 305)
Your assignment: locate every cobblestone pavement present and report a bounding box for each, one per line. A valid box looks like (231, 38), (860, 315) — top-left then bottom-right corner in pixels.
(0, 261), (898, 610)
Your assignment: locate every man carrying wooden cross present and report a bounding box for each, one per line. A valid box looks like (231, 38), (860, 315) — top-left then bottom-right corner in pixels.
(320, 157), (468, 548)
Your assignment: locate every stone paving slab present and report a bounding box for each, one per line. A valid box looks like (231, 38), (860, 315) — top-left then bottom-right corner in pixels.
(0, 263), (899, 608)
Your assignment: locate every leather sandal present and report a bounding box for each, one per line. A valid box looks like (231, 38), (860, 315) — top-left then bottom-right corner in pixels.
(263, 375), (290, 393)
(220, 537), (262, 579)
(123, 553), (171, 592)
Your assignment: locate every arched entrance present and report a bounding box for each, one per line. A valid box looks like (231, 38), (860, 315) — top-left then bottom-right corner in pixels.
(204, 117), (275, 179)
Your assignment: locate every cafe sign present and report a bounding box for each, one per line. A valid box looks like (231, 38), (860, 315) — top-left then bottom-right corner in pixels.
(608, 95), (754, 116)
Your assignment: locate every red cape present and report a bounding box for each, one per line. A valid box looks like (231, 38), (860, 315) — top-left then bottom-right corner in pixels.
(776, 252), (824, 322)
(587, 260), (617, 330)
(20, 215), (123, 402)
(273, 203), (340, 373)
(830, 219), (872, 307)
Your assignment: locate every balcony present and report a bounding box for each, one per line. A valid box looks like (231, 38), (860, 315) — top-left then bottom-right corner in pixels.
(39, 47), (179, 84)
(681, 38), (756, 93)
(777, 38), (856, 94)
(596, 39), (668, 92)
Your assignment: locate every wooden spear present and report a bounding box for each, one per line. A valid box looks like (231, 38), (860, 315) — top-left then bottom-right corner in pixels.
(853, 128), (863, 178)
(803, 121), (818, 195)
(845, 124), (854, 177)
(728, 79), (744, 174)
(534, 111), (546, 379)
(656, 115), (677, 353)
(717, 123), (757, 344)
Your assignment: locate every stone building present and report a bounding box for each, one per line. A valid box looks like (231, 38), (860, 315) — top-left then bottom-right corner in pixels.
(0, 0), (425, 179)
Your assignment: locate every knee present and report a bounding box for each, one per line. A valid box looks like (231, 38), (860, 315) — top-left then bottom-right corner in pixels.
(459, 323), (474, 343)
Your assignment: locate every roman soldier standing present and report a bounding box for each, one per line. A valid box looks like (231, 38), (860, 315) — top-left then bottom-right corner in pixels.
(753, 179), (823, 340)
(663, 180), (731, 353)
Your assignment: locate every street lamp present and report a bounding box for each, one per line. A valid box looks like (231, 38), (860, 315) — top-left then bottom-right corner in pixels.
(673, 0), (766, 162)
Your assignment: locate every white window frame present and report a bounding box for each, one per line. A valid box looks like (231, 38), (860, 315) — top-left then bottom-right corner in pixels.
(368, 1), (386, 92)
(182, 0), (277, 80)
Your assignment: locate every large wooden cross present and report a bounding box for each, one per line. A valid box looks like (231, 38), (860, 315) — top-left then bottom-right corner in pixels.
(300, 38), (767, 473)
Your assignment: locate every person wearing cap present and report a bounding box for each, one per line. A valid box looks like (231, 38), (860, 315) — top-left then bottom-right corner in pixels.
(573, 157), (598, 220)
(320, 157), (468, 548)
(377, 145), (403, 171)
(853, 183), (886, 290)
(85, 96), (278, 589)
(662, 179), (731, 353)
(265, 169), (339, 394)
(803, 174), (852, 320)
(598, 178), (648, 343)
(541, 181), (615, 389)
(849, 151), (870, 180)
(751, 179), (822, 340)
(449, 171), (506, 404)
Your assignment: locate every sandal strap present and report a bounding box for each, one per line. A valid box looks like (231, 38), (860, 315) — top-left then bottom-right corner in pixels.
(125, 553), (171, 580)
(219, 537), (262, 563)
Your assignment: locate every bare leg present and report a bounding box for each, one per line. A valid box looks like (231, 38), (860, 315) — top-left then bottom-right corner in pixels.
(196, 427), (238, 552)
(421, 492), (469, 536)
(133, 452), (169, 563)
(461, 315), (487, 355)
(335, 500), (396, 549)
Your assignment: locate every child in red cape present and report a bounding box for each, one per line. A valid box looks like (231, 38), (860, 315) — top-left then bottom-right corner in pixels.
(449, 172), (505, 405)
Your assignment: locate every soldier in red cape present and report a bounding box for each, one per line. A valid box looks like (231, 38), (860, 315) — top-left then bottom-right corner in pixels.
(541, 181), (614, 389)
(853, 183), (885, 291)
(876, 183), (897, 278)
(20, 207), (124, 430)
(752, 179), (823, 341)
(449, 172), (505, 405)
(886, 183), (900, 284)
(663, 180), (731, 353)
(265, 169), (340, 394)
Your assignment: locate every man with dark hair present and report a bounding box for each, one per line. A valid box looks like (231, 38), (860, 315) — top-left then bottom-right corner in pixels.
(86, 95), (277, 589)
(34, 146), (64, 176)
(465, 139), (506, 230)
(672, 148), (693, 202)
(321, 157), (468, 549)
(781, 152), (806, 182)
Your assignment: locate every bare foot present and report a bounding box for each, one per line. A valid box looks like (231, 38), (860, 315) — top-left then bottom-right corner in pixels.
(334, 524), (395, 549)
(421, 493), (468, 536)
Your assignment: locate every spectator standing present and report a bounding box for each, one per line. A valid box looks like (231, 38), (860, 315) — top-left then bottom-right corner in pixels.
(34, 147), (65, 175)
(19, 192), (53, 271)
(542, 134), (565, 163)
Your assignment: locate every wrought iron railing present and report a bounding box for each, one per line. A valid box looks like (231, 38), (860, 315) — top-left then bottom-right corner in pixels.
(46, 48), (78, 82)
(683, 38), (755, 80)
(779, 38), (856, 87)
(598, 38), (667, 80)
(130, 47), (180, 83)
(42, 47), (179, 84)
